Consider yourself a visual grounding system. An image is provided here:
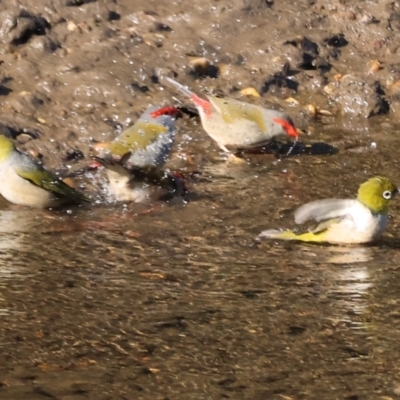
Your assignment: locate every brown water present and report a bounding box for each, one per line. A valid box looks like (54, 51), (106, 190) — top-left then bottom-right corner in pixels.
(1, 125), (400, 399)
(2, 0), (400, 398)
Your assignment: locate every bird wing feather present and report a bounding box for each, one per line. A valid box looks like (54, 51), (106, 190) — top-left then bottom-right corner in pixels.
(15, 159), (90, 203)
(208, 96), (266, 132)
(108, 121), (168, 157)
(294, 199), (357, 224)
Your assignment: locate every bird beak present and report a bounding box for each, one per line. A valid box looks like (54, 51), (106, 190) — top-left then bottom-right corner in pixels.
(273, 118), (299, 139)
(150, 106), (180, 118)
(170, 171), (188, 194)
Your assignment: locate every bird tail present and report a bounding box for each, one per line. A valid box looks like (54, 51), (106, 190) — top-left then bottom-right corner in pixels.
(74, 190), (92, 203)
(257, 229), (298, 241)
(164, 77), (195, 98)
(164, 77), (211, 113)
(60, 180), (92, 203)
(257, 229), (321, 242)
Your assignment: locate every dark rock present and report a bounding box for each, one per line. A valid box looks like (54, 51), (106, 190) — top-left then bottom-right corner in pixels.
(107, 11), (121, 21)
(323, 33), (348, 47)
(65, 0), (97, 6)
(24, 36), (60, 55)
(130, 82), (150, 94)
(389, 12), (400, 31)
(288, 325), (307, 335)
(261, 67), (299, 96)
(284, 36), (319, 57)
(64, 149), (85, 162)
(153, 22), (172, 32)
(0, 85), (12, 96)
(9, 12), (50, 47)
(189, 63), (220, 79)
(242, 0), (274, 13)
(283, 36), (330, 70)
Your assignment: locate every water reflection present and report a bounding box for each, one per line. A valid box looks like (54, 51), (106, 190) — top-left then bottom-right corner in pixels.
(325, 246), (373, 265)
(0, 209), (52, 316)
(324, 247), (373, 332)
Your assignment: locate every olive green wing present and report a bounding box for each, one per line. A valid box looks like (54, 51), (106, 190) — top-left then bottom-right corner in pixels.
(208, 96), (266, 132)
(15, 165), (91, 203)
(108, 121), (168, 157)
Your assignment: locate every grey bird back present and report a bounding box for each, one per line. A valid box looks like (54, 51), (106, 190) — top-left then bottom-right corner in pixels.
(124, 106), (177, 169)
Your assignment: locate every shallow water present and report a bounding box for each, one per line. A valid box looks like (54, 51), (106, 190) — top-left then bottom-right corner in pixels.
(1, 126), (400, 399)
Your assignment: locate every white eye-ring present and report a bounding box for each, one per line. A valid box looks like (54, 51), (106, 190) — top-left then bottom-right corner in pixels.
(383, 190), (392, 200)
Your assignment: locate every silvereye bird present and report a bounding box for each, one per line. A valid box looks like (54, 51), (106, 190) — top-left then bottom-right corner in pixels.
(165, 77), (298, 154)
(94, 105), (186, 203)
(0, 135), (90, 208)
(257, 176), (398, 245)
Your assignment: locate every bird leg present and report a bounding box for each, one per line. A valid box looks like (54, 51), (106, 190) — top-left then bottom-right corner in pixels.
(285, 137), (298, 157)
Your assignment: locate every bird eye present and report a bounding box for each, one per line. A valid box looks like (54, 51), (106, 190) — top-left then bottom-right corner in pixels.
(383, 190), (392, 199)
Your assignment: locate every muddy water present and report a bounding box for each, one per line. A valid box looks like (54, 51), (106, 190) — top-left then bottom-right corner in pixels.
(0, 126), (400, 399)
(2, 0), (400, 399)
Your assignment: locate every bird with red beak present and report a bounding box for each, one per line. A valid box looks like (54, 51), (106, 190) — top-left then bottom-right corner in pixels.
(94, 105), (187, 203)
(165, 77), (298, 155)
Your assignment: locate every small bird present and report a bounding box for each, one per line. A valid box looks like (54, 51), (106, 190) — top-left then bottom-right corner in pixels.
(97, 105), (180, 168)
(257, 176), (398, 245)
(164, 77), (298, 154)
(94, 105), (186, 203)
(0, 135), (90, 208)
(97, 162), (187, 203)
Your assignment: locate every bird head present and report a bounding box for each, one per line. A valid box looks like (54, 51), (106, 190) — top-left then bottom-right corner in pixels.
(357, 176), (398, 213)
(0, 135), (15, 161)
(272, 115), (298, 139)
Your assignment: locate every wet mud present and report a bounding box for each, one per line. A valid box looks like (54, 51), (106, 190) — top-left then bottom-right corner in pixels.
(1, 0), (400, 399)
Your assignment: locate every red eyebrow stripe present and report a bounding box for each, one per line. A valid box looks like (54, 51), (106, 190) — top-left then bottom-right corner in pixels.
(150, 106), (180, 118)
(273, 117), (298, 138)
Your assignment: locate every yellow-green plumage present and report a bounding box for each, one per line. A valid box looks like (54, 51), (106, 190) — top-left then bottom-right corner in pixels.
(0, 135), (90, 208)
(208, 96), (267, 132)
(165, 76), (297, 152)
(107, 121), (168, 158)
(258, 176), (398, 245)
(95, 105), (180, 203)
(356, 176), (397, 213)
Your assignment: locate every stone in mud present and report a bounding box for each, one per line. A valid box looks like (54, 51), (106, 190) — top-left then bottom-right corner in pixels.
(0, 115), (41, 141)
(296, 70), (328, 92)
(64, 149), (85, 161)
(64, 0), (97, 6)
(389, 13), (400, 31)
(323, 74), (389, 118)
(0, 11), (51, 48)
(242, 0), (274, 13)
(22, 36), (60, 56)
(323, 33), (349, 48)
(0, 10), (17, 42)
(188, 57), (220, 80)
(5, 91), (45, 116)
(0, 81), (12, 96)
(386, 81), (400, 118)
(261, 64), (299, 97)
(107, 11), (121, 22)
(283, 36), (332, 72)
